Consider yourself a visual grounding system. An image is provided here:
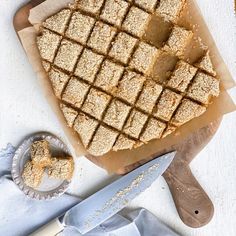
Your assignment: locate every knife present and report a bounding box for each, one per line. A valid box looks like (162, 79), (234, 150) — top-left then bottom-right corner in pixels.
(31, 151), (176, 235)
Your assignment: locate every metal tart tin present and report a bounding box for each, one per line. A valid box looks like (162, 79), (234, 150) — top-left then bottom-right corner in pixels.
(12, 132), (72, 200)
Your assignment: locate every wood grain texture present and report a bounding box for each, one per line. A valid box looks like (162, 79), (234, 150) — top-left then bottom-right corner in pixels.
(13, 0), (223, 229)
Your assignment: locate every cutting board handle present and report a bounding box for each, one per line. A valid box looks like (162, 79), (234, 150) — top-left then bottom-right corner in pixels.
(163, 161), (214, 228)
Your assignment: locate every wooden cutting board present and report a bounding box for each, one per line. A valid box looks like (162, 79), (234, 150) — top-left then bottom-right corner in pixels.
(13, 1), (222, 228)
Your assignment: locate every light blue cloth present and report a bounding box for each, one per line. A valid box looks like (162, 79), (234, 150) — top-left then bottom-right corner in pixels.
(0, 144), (180, 236)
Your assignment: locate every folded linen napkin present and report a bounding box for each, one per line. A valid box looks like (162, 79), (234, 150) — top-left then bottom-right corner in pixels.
(0, 144), (180, 236)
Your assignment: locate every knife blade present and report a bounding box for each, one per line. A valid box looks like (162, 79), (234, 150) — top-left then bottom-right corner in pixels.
(31, 151), (176, 236)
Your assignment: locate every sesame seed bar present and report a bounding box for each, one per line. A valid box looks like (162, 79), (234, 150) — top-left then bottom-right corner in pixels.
(100, 0), (129, 27)
(76, 0), (105, 14)
(130, 42), (160, 75)
(167, 60), (197, 92)
(122, 6), (151, 37)
(60, 103), (78, 127)
(103, 99), (131, 129)
(62, 77), (90, 108)
(74, 112), (99, 147)
(134, 0), (158, 12)
(31, 140), (51, 167)
(187, 72), (220, 104)
(109, 32), (137, 64)
(75, 49), (104, 83)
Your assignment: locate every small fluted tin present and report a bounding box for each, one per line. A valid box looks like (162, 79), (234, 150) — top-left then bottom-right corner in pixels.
(11, 132), (72, 200)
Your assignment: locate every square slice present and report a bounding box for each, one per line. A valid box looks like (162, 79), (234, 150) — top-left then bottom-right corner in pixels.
(76, 0), (105, 14)
(95, 60), (124, 92)
(103, 99), (131, 130)
(171, 99), (206, 126)
(48, 157), (74, 181)
(122, 6), (151, 37)
(187, 72), (220, 104)
(140, 118), (166, 143)
(109, 32), (137, 64)
(130, 42), (160, 75)
(154, 89), (182, 121)
(54, 39), (83, 72)
(37, 29), (62, 62)
(82, 88), (111, 119)
(88, 125), (119, 156)
(134, 0), (158, 12)
(156, 0), (186, 23)
(74, 112), (99, 147)
(75, 49), (104, 83)
(113, 134), (136, 151)
(123, 109), (148, 138)
(167, 60), (197, 92)
(48, 67), (70, 98)
(22, 161), (44, 188)
(43, 9), (71, 34)
(116, 70), (146, 104)
(164, 26), (193, 57)
(66, 12), (95, 44)
(31, 140), (51, 167)
(136, 80), (163, 113)
(62, 77), (90, 108)
(60, 103), (78, 127)
(87, 21), (117, 54)
(195, 51), (216, 76)
(100, 0), (129, 26)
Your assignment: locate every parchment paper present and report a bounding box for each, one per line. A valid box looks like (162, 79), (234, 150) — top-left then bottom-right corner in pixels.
(18, 0), (236, 172)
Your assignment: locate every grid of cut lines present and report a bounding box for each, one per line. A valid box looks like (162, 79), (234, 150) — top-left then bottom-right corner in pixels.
(38, 0), (216, 150)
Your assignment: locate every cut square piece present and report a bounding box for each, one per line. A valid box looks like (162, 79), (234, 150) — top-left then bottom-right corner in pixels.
(122, 6), (151, 37)
(171, 99), (206, 126)
(88, 125), (119, 156)
(66, 11), (95, 44)
(156, 0), (186, 23)
(109, 32), (137, 64)
(60, 103), (78, 127)
(75, 49), (104, 83)
(136, 80), (163, 113)
(167, 60), (197, 92)
(31, 140), (51, 167)
(140, 118), (166, 143)
(134, 0), (158, 12)
(113, 134), (136, 151)
(100, 0), (129, 26)
(42, 61), (51, 72)
(82, 88), (111, 119)
(154, 89), (182, 121)
(48, 157), (74, 181)
(164, 26), (193, 57)
(87, 21), (117, 54)
(162, 125), (177, 138)
(76, 0), (105, 14)
(123, 109), (148, 138)
(37, 29), (62, 62)
(62, 77), (90, 108)
(195, 51), (216, 76)
(95, 60), (124, 93)
(116, 70), (146, 104)
(74, 112), (99, 147)
(187, 72), (220, 104)
(22, 161), (44, 188)
(43, 9), (71, 34)
(54, 39), (83, 72)
(130, 42), (160, 75)
(48, 67), (70, 98)
(103, 99), (131, 130)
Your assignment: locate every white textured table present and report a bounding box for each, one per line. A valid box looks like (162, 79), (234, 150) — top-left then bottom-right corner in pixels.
(1, 1), (236, 235)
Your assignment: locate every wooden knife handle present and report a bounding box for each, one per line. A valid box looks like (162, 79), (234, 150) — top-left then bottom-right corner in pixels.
(163, 161), (214, 228)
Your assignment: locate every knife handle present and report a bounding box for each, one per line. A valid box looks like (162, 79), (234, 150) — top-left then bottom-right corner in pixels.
(163, 162), (214, 228)
(30, 218), (64, 236)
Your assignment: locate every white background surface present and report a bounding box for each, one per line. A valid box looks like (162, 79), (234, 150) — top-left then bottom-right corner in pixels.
(1, 1), (236, 235)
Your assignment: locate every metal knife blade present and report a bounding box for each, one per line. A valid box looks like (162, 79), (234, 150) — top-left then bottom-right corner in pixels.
(63, 151), (176, 234)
